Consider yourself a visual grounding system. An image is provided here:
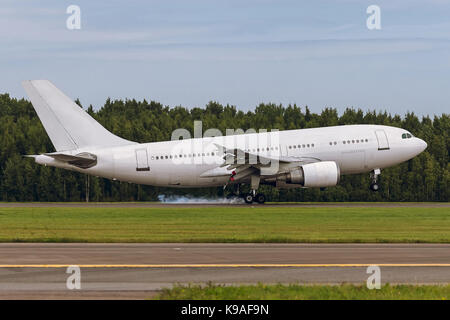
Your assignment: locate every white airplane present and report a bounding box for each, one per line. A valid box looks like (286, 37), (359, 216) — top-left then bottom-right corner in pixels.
(23, 80), (427, 204)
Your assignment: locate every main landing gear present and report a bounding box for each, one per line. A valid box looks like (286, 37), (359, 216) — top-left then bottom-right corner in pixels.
(244, 192), (266, 204)
(243, 174), (266, 204)
(227, 174), (266, 204)
(370, 168), (381, 191)
(226, 186), (266, 204)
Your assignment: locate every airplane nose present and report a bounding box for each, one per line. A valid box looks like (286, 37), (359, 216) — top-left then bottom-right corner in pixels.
(417, 138), (427, 153)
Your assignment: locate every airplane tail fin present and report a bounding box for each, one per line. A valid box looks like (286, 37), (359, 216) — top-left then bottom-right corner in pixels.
(22, 80), (135, 151)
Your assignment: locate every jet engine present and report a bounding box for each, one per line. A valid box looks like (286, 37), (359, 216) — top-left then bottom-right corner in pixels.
(279, 161), (340, 187)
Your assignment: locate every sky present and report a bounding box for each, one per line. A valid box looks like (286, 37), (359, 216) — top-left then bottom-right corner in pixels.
(1, 0), (449, 116)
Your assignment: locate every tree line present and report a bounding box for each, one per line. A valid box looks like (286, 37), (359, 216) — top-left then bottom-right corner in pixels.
(0, 93), (448, 202)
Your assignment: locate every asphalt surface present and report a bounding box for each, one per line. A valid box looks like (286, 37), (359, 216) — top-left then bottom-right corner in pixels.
(0, 243), (448, 299)
(0, 202), (448, 208)
(1, 243), (449, 265)
(1, 267), (449, 300)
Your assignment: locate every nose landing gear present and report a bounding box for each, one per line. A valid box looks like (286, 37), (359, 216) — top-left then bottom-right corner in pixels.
(370, 168), (381, 191)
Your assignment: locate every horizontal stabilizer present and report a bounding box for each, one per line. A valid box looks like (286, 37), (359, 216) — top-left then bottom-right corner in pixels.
(44, 152), (97, 169)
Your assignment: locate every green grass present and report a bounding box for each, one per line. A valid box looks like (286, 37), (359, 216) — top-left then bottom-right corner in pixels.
(155, 283), (450, 300)
(0, 206), (448, 243)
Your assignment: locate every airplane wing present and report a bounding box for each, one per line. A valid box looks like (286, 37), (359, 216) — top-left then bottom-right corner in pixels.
(213, 144), (320, 183)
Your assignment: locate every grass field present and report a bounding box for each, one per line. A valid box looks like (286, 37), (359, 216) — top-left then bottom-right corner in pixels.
(155, 283), (450, 300)
(0, 205), (448, 242)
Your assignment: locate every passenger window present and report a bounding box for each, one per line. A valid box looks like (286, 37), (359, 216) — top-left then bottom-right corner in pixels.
(402, 133), (407, 139)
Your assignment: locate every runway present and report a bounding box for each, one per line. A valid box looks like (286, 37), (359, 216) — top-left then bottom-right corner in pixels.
(1, 243), (449, 265)
(0, 202), (448, 208)
(0, 244), (448, 299)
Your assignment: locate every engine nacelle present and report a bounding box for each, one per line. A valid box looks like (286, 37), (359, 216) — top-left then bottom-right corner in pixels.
(281, 161), (340, 188)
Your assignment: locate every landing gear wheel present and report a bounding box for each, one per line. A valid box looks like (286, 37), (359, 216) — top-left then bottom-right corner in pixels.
(255, 193), (266, 204)
(244, 193), (254, 204)
(369, 169), (381, 192)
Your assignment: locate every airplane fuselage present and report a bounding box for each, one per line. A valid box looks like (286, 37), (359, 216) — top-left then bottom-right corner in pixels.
(35, 124), (427, 188)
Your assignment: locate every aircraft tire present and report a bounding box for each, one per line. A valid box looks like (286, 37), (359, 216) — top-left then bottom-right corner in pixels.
(255, 193), (266, 204)
(244, 193), (254, 204)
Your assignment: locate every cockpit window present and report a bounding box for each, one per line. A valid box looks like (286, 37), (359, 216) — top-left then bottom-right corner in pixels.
(402, 133), (413, 139)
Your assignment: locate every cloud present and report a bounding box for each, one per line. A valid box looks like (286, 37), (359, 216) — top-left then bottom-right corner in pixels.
(1, 0), (449, 116)
(4, 37), (446, 64)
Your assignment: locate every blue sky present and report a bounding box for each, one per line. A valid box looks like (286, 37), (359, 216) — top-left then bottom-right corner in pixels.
(1, 0), (449, 116)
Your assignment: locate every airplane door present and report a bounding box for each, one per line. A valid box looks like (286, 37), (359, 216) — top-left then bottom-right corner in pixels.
(375, 130), (390, 150)
(135, 149), (150, 171)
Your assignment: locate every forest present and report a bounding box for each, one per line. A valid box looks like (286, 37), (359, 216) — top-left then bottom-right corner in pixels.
(0, 93), (448, 202)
